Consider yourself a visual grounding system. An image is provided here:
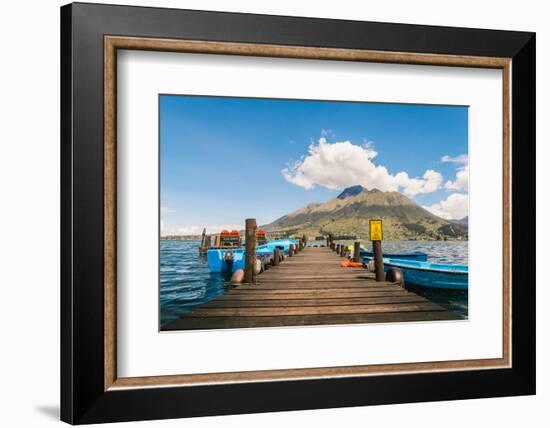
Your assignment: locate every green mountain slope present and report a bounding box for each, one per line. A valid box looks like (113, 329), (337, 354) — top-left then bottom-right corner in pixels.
(263, 186), (468, 240)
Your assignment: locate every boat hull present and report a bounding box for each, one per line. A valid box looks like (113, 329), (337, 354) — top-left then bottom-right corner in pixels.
(360, 250), (428, 261)
(207, 239), (297, 273)
(207, 248), (245, 273)
(258, 238), (297, 254)
(383, 258), (468, 290)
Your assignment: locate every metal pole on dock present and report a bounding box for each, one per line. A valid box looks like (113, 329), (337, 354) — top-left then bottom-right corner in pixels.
(273, 248), (281, 266)
(373, 240), (384, 281)
(353, 241), (361, 263)
(244, 218), (257, 284)
(370, 219), (384, 282)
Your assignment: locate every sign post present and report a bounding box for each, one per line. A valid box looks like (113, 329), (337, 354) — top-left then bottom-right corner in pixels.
(369, 219), (385, 282)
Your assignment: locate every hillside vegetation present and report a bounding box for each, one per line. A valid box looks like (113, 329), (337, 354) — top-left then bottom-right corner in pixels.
(263, 186), (468, 241)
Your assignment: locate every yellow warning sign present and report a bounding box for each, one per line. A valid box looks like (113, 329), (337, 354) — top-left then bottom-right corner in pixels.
(369, 219), (383, 241)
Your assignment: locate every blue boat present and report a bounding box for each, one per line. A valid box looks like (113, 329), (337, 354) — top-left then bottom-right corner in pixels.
(360, 249), (428, 261)
(207, 248), (246, 273)
(383, 258), (468, 290)
(258, 238), (297, 254)
(207, 238), (297, 273)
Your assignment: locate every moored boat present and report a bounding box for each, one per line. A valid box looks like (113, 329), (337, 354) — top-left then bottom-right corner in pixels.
(256, 229), (268, 245)
(360, 249), (428, 261)
(344, 244), (428, 261)
(383, 258), (468, 290)
(207, 247), (245, 273)
(207, 237), (297, 273)
(257, 238), (297, 254)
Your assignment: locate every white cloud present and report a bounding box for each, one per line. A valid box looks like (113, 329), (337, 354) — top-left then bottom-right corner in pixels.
(441, 154), (468, 165)
(282, 137), (443, 196)
(423, 193), (469, 220)
(444, 166), (469, 191)
(442, 154), (469, 192)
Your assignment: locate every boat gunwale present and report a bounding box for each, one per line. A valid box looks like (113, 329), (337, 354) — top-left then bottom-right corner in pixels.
(383, 260), (468, 276)
(360, 250), (427, 256)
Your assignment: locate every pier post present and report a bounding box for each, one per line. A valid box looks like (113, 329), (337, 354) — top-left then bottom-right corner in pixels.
(200, 227), (206, 247)
(273, 248), (281, 266)
(199, 227), (207, 254)
(244, 218), (257, 284)
(353, 241), (361, 263)
(289, 244), (295, 257)
(373, 240), (384, 282)
(340, 244), (345, 257)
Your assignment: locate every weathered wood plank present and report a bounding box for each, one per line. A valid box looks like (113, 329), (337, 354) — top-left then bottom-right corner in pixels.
(187, 302), (446, 317)
(224, 288), (410, 296)
(214, 290), (413, 300)
(256, 278), (380, 284)
(238, 283), (403, 290)
(164, 311), (462, 330)
(200, 296), (428, 308)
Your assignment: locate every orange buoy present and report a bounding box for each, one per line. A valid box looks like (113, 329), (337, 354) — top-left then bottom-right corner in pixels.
(220, 230), (230, 236)
(339, 261), (363, 268)
(229, 230), (240, 236)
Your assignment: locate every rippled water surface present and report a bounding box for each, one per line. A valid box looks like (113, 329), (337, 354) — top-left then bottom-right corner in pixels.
(160, 240), (468, 328)
(160, 240), (233, 327)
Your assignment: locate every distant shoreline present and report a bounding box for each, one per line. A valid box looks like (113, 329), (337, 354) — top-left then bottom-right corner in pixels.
(160, 235), (202, 241)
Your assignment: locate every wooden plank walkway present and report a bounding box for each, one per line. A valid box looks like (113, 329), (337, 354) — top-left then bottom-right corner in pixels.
(164, 247), (462, 330)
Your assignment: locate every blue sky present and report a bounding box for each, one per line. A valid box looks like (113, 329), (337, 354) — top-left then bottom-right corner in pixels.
(160, 95), (468, 235)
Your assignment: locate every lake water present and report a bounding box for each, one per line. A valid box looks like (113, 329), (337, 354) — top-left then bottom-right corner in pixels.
(160, 240), (468, 328)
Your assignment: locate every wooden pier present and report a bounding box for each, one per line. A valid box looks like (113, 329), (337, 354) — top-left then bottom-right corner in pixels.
(164, 246), (462, 330)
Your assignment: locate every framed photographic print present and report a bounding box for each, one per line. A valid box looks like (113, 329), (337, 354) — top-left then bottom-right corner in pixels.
(61, 2), (536, 424)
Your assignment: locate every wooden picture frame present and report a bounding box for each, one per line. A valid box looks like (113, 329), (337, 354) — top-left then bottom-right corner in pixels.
(61, 2), (535, 424)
